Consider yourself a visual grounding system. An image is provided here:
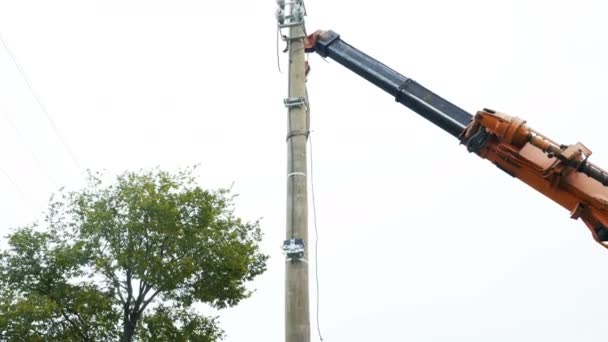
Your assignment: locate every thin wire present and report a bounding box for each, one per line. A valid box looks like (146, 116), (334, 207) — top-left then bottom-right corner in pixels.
(309, 132), (324, 341)
(289, 135), (295, 238)
(276, 27), (283, 73)
(0, 31), (83, 173)
(302, 23), (310, 64)
(0, 166), (38, 216)
(288, 37), (295, 238)
(0, 109), (58, 188)
(301, 21), (308, 37)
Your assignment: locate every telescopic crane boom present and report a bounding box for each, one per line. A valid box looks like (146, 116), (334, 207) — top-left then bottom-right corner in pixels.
(305, 30), (608, 249)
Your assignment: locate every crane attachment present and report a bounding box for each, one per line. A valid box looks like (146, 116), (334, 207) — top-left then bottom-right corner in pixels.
(305, 30), (608, 249)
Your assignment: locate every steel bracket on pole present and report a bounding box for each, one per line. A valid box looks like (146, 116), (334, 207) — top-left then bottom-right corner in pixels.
(282, 238), (305, 260)
(275, 0), (306, 30)
(281, 31), (306, 41)
(284, 96), (307, 109)
(278, 20), (304, 29)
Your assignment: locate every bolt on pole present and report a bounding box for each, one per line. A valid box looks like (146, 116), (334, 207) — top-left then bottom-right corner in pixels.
(276, 0), (310, 341)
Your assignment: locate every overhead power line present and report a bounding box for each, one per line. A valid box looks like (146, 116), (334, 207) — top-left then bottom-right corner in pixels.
(0, 108), (58, 188)
(0, 31), (83, 173)
(0, 166), (39, 216)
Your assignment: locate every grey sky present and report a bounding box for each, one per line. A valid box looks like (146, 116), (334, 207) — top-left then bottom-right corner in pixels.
(1, 0), (608, 341)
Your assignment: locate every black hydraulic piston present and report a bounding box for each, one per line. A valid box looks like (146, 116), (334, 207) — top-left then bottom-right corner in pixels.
(312, 31), (473, 138)
(307, 30), (608, 191)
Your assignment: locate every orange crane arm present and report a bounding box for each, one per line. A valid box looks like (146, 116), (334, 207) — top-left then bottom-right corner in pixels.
(463, 109), (608, 248)
(305, 30), (608, 249)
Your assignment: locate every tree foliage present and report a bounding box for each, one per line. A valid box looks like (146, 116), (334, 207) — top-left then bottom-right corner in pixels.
(0, 168), (267, 341)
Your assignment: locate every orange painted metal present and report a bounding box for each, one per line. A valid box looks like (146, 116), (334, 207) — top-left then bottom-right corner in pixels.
(463, 109), (608, 248)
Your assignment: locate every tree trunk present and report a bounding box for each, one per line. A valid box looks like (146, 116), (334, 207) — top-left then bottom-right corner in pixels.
(121, 312), (139, 342)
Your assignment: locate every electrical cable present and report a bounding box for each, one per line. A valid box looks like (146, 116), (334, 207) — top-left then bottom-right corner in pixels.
(308, 132), (324, 341)
(0, 31), (83, 173)
(277, 27), (283, 73)
(0, 166), (38, 216)
(288, 37), (295, 238)
(0, 109), (58, 188)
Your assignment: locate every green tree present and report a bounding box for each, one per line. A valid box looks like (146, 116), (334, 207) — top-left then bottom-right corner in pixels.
(0, 169), (267, 341)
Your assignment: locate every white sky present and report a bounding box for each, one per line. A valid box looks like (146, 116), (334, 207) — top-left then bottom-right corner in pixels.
(1, 0), (608, 341)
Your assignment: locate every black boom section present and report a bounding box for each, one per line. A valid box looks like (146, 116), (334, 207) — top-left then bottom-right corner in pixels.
(315, 31), (473, 138)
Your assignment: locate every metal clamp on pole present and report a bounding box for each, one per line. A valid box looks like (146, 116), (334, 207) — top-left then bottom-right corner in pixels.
(282, 238), (305, 260)
(284, 96), (307, 108)
(286, 130), (309, 141)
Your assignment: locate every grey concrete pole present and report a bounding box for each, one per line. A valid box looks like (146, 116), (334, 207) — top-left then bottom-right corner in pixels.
(278, 0), (310, 341)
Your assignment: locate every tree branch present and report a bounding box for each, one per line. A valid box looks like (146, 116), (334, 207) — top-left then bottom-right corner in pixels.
(104, 268), (126, 305)
(138, 278), (145, 297)
(139, 288), (163, 315)
(58, 307), (90, 342)
(43, 286), (90, 342)
(124, 269), (133, 313)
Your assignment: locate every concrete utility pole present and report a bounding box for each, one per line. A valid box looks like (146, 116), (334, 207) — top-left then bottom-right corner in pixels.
(276, 0), (310, 341)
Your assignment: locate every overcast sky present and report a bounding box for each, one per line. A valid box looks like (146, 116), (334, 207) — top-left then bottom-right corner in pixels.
(1, 1), (608, 341)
